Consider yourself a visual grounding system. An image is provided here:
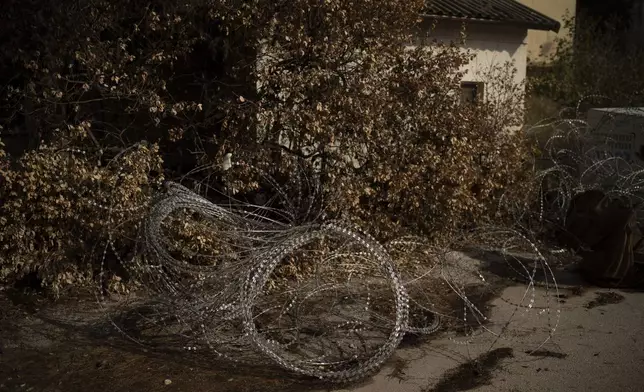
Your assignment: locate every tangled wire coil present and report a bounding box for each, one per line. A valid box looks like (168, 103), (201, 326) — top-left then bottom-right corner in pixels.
(101, 101), (643, 382)
(19, 97), (644, 386)
(139, 181), (422, 381)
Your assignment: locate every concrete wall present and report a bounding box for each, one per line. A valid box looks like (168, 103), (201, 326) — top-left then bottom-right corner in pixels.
(516, 0), (576, 64)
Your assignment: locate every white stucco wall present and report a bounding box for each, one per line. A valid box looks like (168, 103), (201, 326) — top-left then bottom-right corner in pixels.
(412, 19), (528, 101)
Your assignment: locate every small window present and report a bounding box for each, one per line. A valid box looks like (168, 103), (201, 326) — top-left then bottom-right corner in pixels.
(460, 81), (485, 105)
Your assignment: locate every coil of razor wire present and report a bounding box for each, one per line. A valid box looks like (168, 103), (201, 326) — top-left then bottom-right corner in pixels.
(138, 180), (416, 381)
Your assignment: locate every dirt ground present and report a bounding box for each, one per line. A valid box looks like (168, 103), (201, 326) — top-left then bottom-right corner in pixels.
(1, 284), (493, 392)
(0, 250), (599, 392)
(0, 288), (330, 392)
(0, 283), (503, 392)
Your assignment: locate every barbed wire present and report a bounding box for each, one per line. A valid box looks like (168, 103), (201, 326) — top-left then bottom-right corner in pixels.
(32, 98), (642, 382)
(86, 153), (563, 382)
(526, 102), (644, 229)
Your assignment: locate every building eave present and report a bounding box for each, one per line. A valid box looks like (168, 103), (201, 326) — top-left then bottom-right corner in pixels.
(422, 0), (562, 33)
(420, 13), (561, 33)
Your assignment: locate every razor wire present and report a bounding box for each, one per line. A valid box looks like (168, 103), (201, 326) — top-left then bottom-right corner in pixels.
(9, 96), (644, 384)
(20, 137), (561, 383)
(525, 101), (644, 231)
(118, 178), (410, 382)
(62, 143), (562, 382)
(51, 107), (636, 381)
(109, 152), (566, 381)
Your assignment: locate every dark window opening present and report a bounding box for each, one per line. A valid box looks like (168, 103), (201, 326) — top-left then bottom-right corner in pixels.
(460, 81), (485, 105)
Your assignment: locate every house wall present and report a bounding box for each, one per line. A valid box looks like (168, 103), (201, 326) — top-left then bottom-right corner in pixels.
(516, 0), (576, 63)
(414, 19), (528, 100)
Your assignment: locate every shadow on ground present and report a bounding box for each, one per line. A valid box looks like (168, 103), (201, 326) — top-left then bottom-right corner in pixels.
(0, 248), (600, 392)
(584, 291), (626, 309)
(423, 347), (515, 392)
(461, 247), (588, 289)
(0, 289), (328, 392)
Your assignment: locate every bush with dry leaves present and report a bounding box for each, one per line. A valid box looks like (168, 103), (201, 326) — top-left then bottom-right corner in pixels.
(0, 0), (532, 292)
(0, 135), (163, 293)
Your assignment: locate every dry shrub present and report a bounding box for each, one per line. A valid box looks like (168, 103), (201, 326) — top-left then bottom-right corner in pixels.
(159, 211), (242, 268)
(0, 130), (163, 292)
(0, 0), (533, 291)
(225, 44), (532, 243)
